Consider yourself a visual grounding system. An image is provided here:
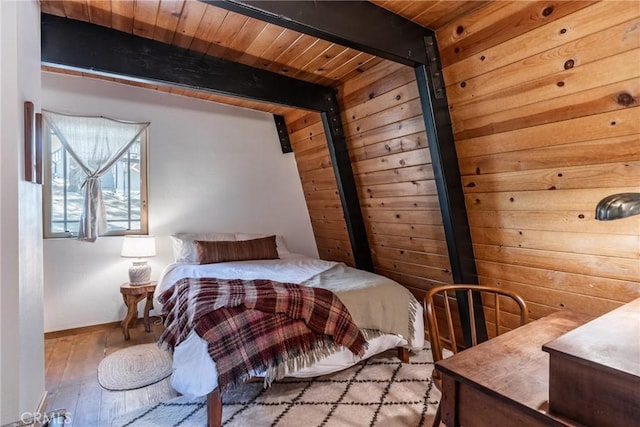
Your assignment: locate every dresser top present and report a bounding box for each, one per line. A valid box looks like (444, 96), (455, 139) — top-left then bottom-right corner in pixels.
(543, 298), (640, 378)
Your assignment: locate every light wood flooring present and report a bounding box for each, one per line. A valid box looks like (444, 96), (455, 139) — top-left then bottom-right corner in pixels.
(44, 317), (177, 426)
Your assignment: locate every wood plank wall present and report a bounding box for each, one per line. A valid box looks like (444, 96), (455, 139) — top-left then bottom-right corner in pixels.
(437, 0), (640, 320)
(284, 60), (453, 299)
(340, 61), (453, 297)
(285, 109), (356, 265)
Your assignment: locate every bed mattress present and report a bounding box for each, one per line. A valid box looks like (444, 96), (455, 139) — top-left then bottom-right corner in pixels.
(156, 254), (425, 398)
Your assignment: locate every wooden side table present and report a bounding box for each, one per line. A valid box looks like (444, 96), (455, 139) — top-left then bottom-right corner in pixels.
(120, 281), (157, 340)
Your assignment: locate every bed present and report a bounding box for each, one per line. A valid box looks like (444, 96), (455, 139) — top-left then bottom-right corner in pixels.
(155, 232), (425, 426)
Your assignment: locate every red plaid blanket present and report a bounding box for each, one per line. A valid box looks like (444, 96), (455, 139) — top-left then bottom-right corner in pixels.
(158, 277), (367, 391)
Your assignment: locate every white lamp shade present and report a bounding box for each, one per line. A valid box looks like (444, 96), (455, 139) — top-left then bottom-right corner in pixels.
(121, 235), (156, 258)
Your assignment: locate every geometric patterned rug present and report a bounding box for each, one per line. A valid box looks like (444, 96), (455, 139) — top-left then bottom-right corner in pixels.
(112, 347), (440, 426)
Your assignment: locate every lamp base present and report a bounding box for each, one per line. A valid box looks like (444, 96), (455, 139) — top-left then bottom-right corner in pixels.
(129, 261), (151, 285)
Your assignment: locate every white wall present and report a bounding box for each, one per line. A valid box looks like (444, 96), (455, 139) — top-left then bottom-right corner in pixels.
(42, 72), (318, 332)
(0, 0), (45, 423)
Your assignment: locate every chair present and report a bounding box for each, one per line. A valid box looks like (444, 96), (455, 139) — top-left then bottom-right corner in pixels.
(424, 285), (529, 427)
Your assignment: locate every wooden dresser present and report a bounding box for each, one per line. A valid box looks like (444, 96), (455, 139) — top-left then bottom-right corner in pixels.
(543, 298), (640, 426)
(435, 309), (594, 426)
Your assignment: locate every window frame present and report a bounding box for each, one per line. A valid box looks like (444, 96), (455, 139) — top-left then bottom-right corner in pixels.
(42, 124), (149, 239)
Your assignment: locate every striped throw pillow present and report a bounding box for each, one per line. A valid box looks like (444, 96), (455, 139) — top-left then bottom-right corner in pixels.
(195, 235), (279, 264)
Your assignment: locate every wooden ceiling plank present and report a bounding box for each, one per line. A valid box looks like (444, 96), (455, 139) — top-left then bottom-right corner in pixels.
(188, 5), (228, 53)
(222, 17), (269, 62)
(208, 0), (429, 66)
(421, 1), (489, 30)
(291, 43), (349, 81)
(62, 0), (89, 21)
(340, 57), (386, 85)
(40, 1), (67, 17)
(263, 29), (308, 73)
(320, 51), (374, 84)
(236, 24), (287, 67)
(152, 0), (185, 44)
(410, 1), (462, 26)
(86, 0), (112, 28)
(396, 1), (440, 19)
(203, 10), (249, 57)
(309, 47), (358, 79)
(369, 1), (413, 15)
(325, 51), (371, 82)
(282, 38), (333, 76)
(132, 0), (160, 39)
(285, 42), (338, 85)
(171, 0), (208, 49)
(368, 0), (393, 8)
(110, 0), (134, 33)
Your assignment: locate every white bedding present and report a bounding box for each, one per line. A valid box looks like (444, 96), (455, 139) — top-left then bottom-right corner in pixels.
(157, 253), (337, 295)
(157, 254), (425, 399)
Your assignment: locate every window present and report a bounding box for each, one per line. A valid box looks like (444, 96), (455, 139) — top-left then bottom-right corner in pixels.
(43, 124), (148, 238)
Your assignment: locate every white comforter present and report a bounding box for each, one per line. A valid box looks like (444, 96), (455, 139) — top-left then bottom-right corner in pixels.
(156, 254), (424, 398)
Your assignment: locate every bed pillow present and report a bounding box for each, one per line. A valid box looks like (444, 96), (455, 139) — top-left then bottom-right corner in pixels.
(171, 232), (237, 263)
(195, 235), (279, 264)
(235, 233), (291, 255)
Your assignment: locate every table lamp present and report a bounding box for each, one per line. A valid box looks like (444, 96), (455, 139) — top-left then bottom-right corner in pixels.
(121, 235), (156, 285)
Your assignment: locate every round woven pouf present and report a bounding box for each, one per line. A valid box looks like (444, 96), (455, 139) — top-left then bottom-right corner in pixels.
(98, 343), (172, 391)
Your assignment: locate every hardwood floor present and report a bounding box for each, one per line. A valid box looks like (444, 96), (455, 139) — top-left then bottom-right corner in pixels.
(44, 317), (177, 426)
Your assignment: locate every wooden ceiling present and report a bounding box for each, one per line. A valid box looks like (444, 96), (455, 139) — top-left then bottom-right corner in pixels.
(39, 0), (484, 113)
(371, 0), (487, 29)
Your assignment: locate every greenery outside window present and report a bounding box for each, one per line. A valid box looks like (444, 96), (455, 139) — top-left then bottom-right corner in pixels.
(43, 124), (149, 238)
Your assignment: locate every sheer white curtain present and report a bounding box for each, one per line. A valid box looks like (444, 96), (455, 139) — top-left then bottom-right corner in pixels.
(43, 110), (150, 242)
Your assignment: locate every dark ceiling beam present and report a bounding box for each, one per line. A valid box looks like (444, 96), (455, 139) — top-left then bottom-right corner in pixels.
(205, 0), (429, 66)
(40, 13), (330, 111)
